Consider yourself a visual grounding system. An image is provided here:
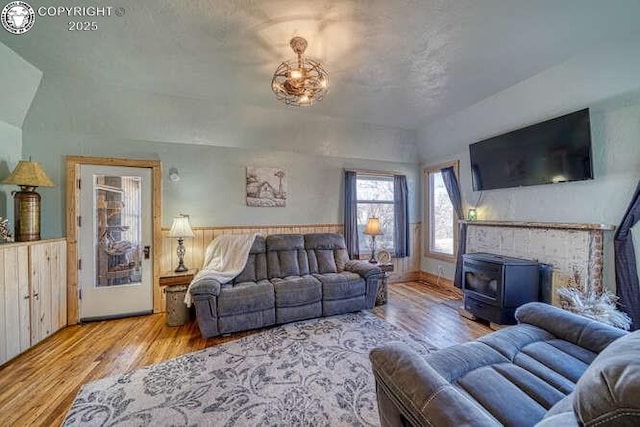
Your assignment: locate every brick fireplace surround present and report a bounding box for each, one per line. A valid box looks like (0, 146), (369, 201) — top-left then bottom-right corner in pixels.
(462, 220), (616, 306)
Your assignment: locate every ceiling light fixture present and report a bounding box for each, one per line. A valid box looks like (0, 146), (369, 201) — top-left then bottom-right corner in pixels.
(271, 36), (328, 107)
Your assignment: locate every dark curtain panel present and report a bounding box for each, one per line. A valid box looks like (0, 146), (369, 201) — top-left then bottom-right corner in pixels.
(440, 166), (466, 288)
(615, 179), (640, 330)
(394, 175), (410, 257)
(344, 171), (359, 259)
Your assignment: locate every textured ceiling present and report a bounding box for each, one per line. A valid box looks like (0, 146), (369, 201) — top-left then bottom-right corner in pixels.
(2, 0), (640, 129)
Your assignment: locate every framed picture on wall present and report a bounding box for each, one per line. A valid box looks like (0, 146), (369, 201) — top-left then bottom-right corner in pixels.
(246, 167), (287, 207)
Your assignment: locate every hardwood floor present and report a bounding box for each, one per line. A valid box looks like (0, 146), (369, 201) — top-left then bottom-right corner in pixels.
(0, 281), (491, 426)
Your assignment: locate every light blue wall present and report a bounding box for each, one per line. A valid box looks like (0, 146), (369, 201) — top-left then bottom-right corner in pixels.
(418, 38), (640, 284)
(0, 42), (42, 222)
(0, 121), (21, 220)
(22, 74), (420, 238)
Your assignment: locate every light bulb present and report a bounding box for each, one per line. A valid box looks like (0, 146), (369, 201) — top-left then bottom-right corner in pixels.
(290, 69), (303, 79)
(299, 94), (309, 103)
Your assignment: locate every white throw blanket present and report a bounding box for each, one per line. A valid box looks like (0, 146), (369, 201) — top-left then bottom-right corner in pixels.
(184, 233), (257, 306)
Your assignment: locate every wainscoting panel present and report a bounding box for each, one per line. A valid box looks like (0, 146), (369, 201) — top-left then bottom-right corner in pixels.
(159, 223), (421, 311)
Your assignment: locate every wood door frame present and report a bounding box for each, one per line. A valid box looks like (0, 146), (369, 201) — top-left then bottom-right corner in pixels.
(66, 156), (162, 325)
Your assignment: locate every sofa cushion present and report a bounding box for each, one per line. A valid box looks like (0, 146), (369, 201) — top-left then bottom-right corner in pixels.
(478, 324), (597, 395)
(537, 392), (577, 427)
(233, 235), (267, 284)
(313, 272), (365, 300)
(456, 364), (548, 425)
(305, 233), (350, 273)
(535, 412), (579, 427)
(266, 234), (310, 278)
(573, 330), (640, 426)
(271, 275), (321, 307)
(217, 280), (274, 316)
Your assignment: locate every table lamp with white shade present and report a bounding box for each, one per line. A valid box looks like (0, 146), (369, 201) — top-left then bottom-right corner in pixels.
(168, 214), (195, 272)
(364, 217), (383, 264)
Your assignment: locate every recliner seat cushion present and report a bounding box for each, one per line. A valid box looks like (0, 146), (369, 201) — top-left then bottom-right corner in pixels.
(271, 275), (321, 307)
(456, 364), (549, 425)
(217, 280), (274, 316)
(477, 324), (598, 395)
(537, 393), (578, 426)
(313, 272), (365, 300)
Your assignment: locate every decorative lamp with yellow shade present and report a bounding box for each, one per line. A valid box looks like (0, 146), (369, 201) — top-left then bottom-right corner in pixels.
(2, 160), (55, 241)
(364, 217), (383, 264)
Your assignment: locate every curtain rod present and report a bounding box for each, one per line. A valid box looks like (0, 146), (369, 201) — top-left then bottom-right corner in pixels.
(343, 168), (401, 177)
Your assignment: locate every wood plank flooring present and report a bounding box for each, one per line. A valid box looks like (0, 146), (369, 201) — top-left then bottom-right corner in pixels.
(0, 281), (491, 426)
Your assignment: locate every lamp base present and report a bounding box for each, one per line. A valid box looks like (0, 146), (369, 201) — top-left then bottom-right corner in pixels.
(368, 235), (378, 264)
(174, 264), (188, 273)
(13, 189), (41, 242)
(174, 237), (189, 272)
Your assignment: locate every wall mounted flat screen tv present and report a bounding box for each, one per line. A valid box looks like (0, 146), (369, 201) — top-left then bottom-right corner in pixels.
(469, 108), (593, 191)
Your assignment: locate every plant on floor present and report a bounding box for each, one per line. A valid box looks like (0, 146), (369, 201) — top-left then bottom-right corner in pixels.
(557, 270), (631, 330)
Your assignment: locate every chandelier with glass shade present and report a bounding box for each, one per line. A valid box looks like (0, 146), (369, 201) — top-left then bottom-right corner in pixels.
(271, 36), (328, 106)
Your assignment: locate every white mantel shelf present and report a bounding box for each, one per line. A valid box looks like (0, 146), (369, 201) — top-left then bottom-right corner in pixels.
(459, 220), (616, 231)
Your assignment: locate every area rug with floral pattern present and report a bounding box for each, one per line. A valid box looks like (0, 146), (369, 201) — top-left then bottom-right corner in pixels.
(63, 311), (437, 426)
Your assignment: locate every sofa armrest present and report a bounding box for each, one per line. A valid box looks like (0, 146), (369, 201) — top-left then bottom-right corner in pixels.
(370, 343), (499, 427)
(189, 277), (222, 298)
(515, 302), (627, 354)
(345, 260), (381, 308)
(344, 260), (381, 279)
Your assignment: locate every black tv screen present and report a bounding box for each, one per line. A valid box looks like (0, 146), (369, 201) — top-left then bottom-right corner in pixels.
(469, 108), (593, 191)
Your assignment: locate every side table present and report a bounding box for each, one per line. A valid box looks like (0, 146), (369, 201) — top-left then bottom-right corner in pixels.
(159, 269), (197, 326)
(376, 263), (394, 306)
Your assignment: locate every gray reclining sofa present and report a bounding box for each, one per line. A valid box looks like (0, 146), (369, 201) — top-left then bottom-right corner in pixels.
(189, 233), (381, 338)
(370, 302), (640, 426)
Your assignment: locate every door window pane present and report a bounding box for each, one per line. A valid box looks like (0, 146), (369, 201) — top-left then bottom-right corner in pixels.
(95, 175), (142, 287)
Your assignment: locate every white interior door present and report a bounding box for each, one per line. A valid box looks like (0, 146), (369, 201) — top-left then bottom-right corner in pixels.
(78, 165), (153, 321)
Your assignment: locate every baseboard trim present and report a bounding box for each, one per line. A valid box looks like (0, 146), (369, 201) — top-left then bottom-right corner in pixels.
(389, 271), (421, 283)
(419, 271), (455, 288)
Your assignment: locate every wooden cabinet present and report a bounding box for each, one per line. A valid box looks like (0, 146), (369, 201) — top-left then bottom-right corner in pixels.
(0, 239), (66, 365)
(0, 244), (30, 364)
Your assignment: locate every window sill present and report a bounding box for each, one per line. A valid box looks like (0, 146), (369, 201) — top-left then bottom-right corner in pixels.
(425, 251), (456, 263)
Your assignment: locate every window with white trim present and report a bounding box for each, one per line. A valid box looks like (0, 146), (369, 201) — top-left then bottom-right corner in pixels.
(425, 161), (458, 260)
(356, 175), (395, 254)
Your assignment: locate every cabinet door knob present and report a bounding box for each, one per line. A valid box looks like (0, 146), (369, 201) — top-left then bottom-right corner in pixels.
(24, 295), (30, 300)
(33, 292), (39, 298)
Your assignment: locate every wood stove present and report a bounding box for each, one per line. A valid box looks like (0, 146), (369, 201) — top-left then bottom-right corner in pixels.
(462, 252), (540, 325)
